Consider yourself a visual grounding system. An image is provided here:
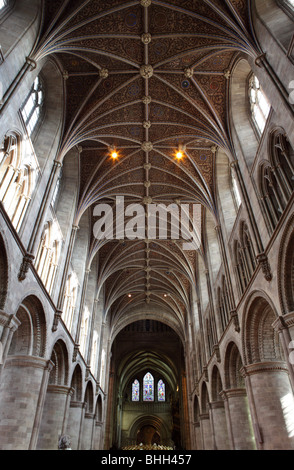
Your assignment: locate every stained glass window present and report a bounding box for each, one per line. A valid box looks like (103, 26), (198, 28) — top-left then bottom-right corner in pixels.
(132, 379), (140, 402)
(158, 380), (165, 402)
(143, 372), (154, 401)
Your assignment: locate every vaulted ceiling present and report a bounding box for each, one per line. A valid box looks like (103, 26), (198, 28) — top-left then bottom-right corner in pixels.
(33, 0), (261, 334)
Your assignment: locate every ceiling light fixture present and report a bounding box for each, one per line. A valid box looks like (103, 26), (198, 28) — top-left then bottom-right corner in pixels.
(109, 146), (118, 160)
(175, 145), (185, 161)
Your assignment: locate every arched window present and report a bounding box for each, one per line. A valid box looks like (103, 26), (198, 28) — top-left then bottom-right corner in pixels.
(21, 76), (44, 137)
(235, 240), (247, 295)
(242, 223), (256, 279)
(271, 130), (294, 200)
(206, 318), (213, 357)
(79, 306), (90, 357)
(143, 372), (154, 401)
(234, 225), (256, 295)
(90, 331), (98, 374)
(218, 277), (230, 333)
(132, 379), (140, 402)
(51, 170), (62, 211)
(62, 271), (78, 331)
(0, 0), (7, 10)
(158, 380), (166, 402)
(35, 220), (62, 294)
(0, 134), (38, 231)
(231, 168), (242, 209)
(249, 74), (271, 135)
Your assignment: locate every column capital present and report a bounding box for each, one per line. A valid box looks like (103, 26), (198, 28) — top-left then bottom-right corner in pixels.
(240, 361), (288, 377)
(18, 252), (35, 282)
(52, 309), (63, 332)
(230, 310), (240, 333)
(0, 311), (21, 330)
(220, 388), (247, 400)
(272, 312), (294, 332)
(53, 159), (63, 168)
(209, 400), (225, 410)
(256, 252), (273, 282)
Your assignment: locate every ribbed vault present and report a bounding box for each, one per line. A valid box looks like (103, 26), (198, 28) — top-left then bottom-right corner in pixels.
(33, 0), (262, 331)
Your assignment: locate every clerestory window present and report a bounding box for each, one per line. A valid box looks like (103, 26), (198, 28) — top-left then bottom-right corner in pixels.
(249, 75), (271, 135)
(21, 76), (44, 136)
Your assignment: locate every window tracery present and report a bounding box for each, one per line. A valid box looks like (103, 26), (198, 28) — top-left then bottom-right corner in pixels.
(35, 220), (62, 294)
(260, 131), (294, 232)
(0, 134), (38, 231)
(21, 76), (44, 137)
(62, 272), (78, 331)
(234, 224), (256, 295)
(131, 375), (166, 402)
(143, 372), (154, 401)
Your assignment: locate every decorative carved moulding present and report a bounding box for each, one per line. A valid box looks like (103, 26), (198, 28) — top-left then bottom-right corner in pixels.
(26, 56), (37, 71)
(141, 33), (152, 44)
(140, 0), (151, 6)
(203, 366), (209, 382)
(99, 68), (109, 79)
(72, 343), (80, 362)
(143, 120), (151, 129)
(142, 95), (152, 105)
(140, 64), (153, 79)
(52, 309), (63, 332)
(18, 253), (35, 282)
(224, 70), (231, 80)
(256, 252), (273, 281)
(220, 388), (247, 400)
(272, 312), (294, 332)
(240, 361), (288, 377)
(184, 67), (193, 79)
(143, 196), (153, 204)
(230, 310), (240, 333)
(213, 344), (221, 363)
(141, 141), (153, 152)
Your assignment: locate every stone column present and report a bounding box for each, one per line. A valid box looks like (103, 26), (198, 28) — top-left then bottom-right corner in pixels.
(199, 413), (213, 450)
(273, 313), (294, 390)
(0, 311), (20, 373)
(220, 389), (256, 450)
(66, 401), (86, 450)
(194, 422), (202, 450)
(73, 268), (90, 362)
(36, 385), (73, 450)
(0, 356), (53, 450)
(93, 421), (103, 450)
(242, 362), (294, 450)
(209, 401), (230, 450)
(81, 412), (95, 450)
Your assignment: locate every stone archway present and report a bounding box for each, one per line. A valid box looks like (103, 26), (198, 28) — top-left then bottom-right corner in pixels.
(242, 294), (294, 450)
